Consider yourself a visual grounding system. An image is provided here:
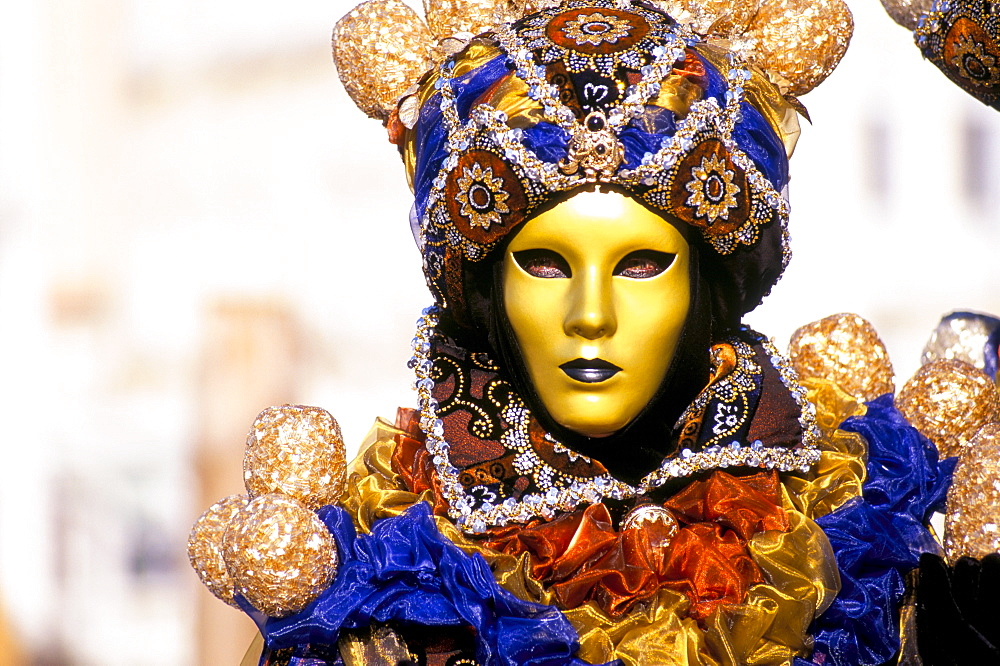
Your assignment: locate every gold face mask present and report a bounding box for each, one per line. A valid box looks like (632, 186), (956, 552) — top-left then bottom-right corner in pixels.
(503, 190), (691, 438)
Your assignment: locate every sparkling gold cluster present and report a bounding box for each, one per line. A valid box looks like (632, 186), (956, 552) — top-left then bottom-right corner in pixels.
(187, 494), (250, 607)
(944, 424), (1000, 561)
(189, 404), (346, 615)
(332, 0), (436, 121)
(788, 313), (895, 403)
(897, 360), (1000, 458)
(244, 405), (347, 510)
(879, 0), (935, 31)
(657, 0), (762, 36)
(745, 0), (854, 96)
(424, 0), (513, 41)
(922, 313), (998, 377)
(222, 494), (339, 618)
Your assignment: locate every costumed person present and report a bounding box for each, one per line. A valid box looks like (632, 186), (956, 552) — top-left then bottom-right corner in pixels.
(186, 0), (990, 664)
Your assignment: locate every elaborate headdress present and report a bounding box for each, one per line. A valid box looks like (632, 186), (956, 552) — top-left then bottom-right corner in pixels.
(333, 0), (853, 328)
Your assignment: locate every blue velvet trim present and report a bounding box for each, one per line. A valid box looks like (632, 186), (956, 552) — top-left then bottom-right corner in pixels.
(413, 92), (449, 218)
(804, 395), (957, 665)
(255, 502), (618, 666)
(696, 49), (727, 104)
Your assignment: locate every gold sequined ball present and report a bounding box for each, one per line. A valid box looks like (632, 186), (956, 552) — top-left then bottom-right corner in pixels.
(944, 423), (1000, 561)
(745, 0), (853, 96)
(896, 360), (1000, 459)
(243, 405), (347, 510)
(187, 494), (250, 607)
(878, 0), (935, 31)
(788, 313), (895, 403)
(332, 0), (436, 121)
(922, 313), (1000, 378)
(222, 494), (339, 618)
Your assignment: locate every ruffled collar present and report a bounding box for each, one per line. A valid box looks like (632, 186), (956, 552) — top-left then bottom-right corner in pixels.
(409, 308), (820, 533)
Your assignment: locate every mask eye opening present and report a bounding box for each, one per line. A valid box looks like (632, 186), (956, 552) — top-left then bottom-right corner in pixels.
(613, 250), (676, 279)
(513, 249), (572, 278)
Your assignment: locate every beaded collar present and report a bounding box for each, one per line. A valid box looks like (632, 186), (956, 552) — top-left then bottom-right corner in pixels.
(409, 307), (821, 534)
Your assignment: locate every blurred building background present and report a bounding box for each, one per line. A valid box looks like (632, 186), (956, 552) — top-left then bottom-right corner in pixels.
(0, 0), (997, 663)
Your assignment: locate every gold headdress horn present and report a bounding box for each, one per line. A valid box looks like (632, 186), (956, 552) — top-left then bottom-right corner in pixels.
(331, 0), (436, 122)
(743, 0), (854, 96)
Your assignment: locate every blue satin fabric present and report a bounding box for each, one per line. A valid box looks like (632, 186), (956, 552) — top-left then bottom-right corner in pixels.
(799, 396), (957, 666)
(453, 56), (512, 119)
(522, 122), (572, 165)
(413, 88), (450, 220)
(256, 502), (615, 666)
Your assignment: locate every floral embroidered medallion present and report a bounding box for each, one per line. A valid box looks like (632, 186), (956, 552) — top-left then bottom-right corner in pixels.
(456, 162), (511, 230)
(550, 10), (642, 52)
(685, 151), (741, 225)
(946, 20), (1000, 87)
(445, 150), (528, 249)
(916, 0), (1000, 109)
(517, 0), (671, 75)
(643, 135), (751, 239)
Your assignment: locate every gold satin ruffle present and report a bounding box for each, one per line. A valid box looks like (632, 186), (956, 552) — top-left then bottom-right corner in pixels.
(702, 503), (841, 665)
(341, 404), (865, 665)
(783, 378), (869, 520)
(341, 418), (437, 533)
(568, 591), (720, 666)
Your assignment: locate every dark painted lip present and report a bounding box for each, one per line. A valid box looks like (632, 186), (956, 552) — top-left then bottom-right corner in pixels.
(559, 358), (622, 383)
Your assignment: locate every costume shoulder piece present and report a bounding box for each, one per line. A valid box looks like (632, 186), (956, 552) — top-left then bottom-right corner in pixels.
(412, 308), (820, 533)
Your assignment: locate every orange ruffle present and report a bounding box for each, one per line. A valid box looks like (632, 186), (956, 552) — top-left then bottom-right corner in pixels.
(659, 522), (764, 621)
(481, 471), (787, 622)
(663, 469), (790, 539)
(391, 408), (451, 517)
(485, 503), (660, 616)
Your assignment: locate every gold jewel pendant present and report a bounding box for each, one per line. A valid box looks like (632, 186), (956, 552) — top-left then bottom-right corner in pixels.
(558, 110), (626, 181)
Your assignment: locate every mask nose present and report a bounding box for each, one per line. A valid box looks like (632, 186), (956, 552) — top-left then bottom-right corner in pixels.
(564, 265), (617, 340)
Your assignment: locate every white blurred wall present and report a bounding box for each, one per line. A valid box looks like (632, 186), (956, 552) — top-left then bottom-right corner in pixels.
(0, 0), (996, 663)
